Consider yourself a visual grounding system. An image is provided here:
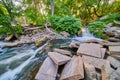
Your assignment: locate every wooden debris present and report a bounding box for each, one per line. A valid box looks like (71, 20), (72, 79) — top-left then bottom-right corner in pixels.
(84, 62), (97, 80)
(77, 43), (102, 58)
(60, 55), (84, 80)
(48, 52), (71, 65)
(107, 56), (120, 68)
(53, 48), (72, 56)
(82, 55), (112, 70)
(35, 36), (48, 47)
(69, 40), (80, 48)
(35, 57), (58, 80)
(101, 48), (106, 59)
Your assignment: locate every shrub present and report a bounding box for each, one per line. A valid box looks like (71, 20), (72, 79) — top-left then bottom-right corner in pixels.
(50, 16), (82, 34)
(88, 21), (107, 38)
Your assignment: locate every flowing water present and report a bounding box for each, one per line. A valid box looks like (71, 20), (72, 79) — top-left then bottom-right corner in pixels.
(0, 28), (103, 80)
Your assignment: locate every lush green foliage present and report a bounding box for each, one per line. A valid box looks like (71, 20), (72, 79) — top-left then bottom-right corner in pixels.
(88, 21), (106, 38)
(50, 16), (82, 34)
(88, 12), (120, 38)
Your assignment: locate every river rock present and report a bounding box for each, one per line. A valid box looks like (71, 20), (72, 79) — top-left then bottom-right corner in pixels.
(77, 43), (102, 58)
(107, 56), (120, 68)
(60, 55), (84, 80)
(109, 67), (120, 80)
(69, 40), (80, 48)
(84, 62), (97, 80)
(35, 57), (58, 80)
(53, 48), (72, 56)
(48, 52), (71, 65)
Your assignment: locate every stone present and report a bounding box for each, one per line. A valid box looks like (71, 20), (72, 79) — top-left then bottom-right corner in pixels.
(77, 43), (102, 58)
(84, 62), (97, 80)
(109, 46), (120, 52)
(103, 42), (120, 46)
(82, 55), (112, 70)
(35, 57), (58, 80)
(35, 36), (48, 47)
(107, 56), (120, 68)
(109, 67), (120, 80)
(4, 34), (13, 41)
(60, 31), (70, 37)
(69, 40), (80, 48)
(48, 52), (71, 65)
(101, 61), (114, 80)
(108, 37), (120, 42)
(60, 55), (84, 80)
(53, 48), (72, 56)
(78, 30), (82, 36)
(101, 48), (106, 59)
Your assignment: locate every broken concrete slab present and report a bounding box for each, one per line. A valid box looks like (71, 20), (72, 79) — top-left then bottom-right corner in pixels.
(48, 52), (71, 65)
(77, 43), (102, 58)
(35, 57), (58, 80)
(107, 56), (120, 68)
(53, 48), (72, 56)
(60, 55), (84, 80)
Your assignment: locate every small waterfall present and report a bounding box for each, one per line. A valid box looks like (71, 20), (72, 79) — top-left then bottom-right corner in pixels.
(0, 41), (49, 80)
(73, 27), (103, 42)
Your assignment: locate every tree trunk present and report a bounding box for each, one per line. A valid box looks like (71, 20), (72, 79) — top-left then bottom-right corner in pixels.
(50, 0), (54, 16)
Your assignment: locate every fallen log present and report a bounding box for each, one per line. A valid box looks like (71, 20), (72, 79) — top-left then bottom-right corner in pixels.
(53, 48), (72, 56)
(35, 57), (58, 80)
(48, 52), (71, 65)
(60, 55), (84, 80)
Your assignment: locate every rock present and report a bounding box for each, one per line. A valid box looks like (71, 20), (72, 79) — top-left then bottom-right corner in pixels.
(77, 43), (102, 58)
(78, 30), (82, 36)
(101, 48), (106, 59)
(101, 61), (114, 80)
(60, 55), (84, 80)
(103, 42), (120, 46)
(109, 46), (120, 55)
(104, 27), (120, 37)
(53, 48), (72, 56)
(60, 31), (70, 37)
(107, 56), (120, 68)
(69, 40), (80, 48)
(82, 55), (112, 70)
(114, 30), (120, 39)
(48, 52), (71, 65)
(35, 57), (58, 80)
(35, 36), (48, 47)
(109, 67), (120, 80)
(4, 34), (13, 41)
(108, 37), (120, 42)
(84, 62), (97, 80)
